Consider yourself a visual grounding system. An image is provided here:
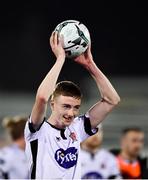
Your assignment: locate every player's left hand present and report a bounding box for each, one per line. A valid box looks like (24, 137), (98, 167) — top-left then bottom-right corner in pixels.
(74, 45), (94, 70)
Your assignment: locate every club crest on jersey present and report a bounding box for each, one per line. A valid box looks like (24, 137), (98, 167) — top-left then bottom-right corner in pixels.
(69, 132), (77, 143)
(55, 147), (78, 169)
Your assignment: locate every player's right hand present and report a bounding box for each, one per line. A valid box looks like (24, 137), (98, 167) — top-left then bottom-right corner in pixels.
(50, 31), (65, 60)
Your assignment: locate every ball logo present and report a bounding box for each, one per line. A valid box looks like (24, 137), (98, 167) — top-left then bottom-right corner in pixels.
(55, 147), (78, 169)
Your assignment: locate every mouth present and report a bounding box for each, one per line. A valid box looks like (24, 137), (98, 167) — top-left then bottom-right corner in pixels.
(63, 116), (73, 122)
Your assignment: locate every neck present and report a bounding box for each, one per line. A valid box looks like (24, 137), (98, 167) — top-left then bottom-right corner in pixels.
(48, 115), (65, 129)
(120, 151), (137, 161)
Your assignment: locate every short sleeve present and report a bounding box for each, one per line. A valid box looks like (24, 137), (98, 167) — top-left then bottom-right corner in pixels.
(24, 116), (45, 142)
(75, 114), (98, 142)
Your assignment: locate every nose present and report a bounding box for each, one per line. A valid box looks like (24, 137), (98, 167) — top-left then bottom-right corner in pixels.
(67, 109), (75, 117)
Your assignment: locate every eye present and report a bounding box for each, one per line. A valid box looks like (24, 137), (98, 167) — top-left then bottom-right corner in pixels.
(74, 105), (80, 110)
(63, 104), (71, 109)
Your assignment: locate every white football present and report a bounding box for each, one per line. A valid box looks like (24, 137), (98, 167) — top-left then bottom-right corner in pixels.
(55, 20), (90, 58)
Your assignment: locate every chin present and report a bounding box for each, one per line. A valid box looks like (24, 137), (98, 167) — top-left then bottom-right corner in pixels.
(64, 122), (72, 127)
(63, 120), (73, 127)
(62, 117), (74, 127)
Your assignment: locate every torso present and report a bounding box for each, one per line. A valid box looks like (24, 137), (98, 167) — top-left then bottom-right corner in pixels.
(25, 115), (94, 179)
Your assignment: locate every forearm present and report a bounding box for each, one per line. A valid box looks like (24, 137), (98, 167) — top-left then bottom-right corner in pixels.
(74, 46), (120, 127)
(87, 62), (120, 105)
(30, 57), (65, 126)
(30, 32), (65, 126)
(37, 57), (65, 102)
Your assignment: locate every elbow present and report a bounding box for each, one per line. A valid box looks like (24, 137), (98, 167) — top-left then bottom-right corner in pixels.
(102, 95), (121, 106)
(112, 95), (121, 106)
(36, 93), (48, 104)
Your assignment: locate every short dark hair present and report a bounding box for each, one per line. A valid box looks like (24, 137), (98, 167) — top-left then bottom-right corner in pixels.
(122, 127), (143, 136)
(51, 81), (82, 100)
(2, 116), (27, 141)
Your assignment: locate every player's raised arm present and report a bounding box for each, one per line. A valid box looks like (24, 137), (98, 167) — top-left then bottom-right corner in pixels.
(74, 45), (120, 128)
(31, 32), (65, 128)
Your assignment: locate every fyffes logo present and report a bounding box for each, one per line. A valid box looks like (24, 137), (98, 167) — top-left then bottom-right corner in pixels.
(55, 147), (78, 169)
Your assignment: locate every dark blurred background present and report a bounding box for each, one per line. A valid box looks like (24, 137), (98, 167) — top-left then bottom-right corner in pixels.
(0, 1), (148, 92)
(0, 1), (148, 151)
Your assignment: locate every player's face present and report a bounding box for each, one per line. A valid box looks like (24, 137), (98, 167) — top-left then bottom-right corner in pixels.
(51, 95), (81, 127)
(122, 131), (144, 157)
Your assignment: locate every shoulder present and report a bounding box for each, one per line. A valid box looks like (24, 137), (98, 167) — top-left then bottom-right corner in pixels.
(69, 115), (84, 128)
(72, 114), (90, 126)
(70, 115), (88, 131)
(25, 118), (48, 135)
(74, 115), (84, 121)
(25, 119), (54, 141)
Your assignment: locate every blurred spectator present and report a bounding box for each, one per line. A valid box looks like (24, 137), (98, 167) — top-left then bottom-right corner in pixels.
(81, 124), (121, 179)
(110, 127), (148, 179)
(0, 115), (29, 179)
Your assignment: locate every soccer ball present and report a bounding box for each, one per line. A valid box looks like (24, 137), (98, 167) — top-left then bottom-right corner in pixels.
(55, 20), (90, 58)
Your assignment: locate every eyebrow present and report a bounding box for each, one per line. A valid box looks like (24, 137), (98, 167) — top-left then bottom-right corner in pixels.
(74, 105), (81, 108)
(62, 104), (80, 108)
